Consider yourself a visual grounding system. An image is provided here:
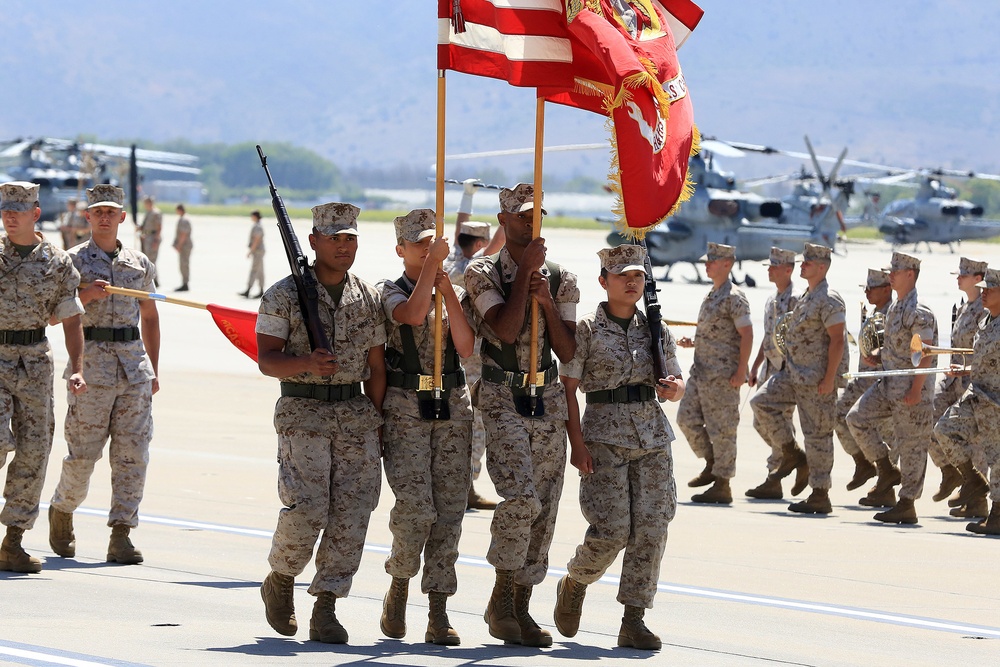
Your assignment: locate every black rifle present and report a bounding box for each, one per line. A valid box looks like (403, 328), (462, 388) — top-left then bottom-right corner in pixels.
(641, 240), (669, 384)
(256, 145), (333, 353)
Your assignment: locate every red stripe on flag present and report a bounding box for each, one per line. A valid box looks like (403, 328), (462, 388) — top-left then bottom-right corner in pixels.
(206, 304), (259, 362)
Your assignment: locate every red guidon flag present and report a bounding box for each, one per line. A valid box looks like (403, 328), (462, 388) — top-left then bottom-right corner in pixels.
(438, 0), (576, 87)
(206, 304), (259, 362)
(542, 0), (703, 237)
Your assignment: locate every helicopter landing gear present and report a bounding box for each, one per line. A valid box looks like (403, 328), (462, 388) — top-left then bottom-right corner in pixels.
(729, 270), (756, 288)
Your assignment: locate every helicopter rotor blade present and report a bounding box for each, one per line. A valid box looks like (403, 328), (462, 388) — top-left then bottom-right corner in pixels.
(804, 135), (827, 190)
(827, 148), (848, 192)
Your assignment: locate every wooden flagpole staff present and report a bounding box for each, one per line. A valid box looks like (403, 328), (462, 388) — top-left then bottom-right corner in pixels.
(527, 96), (545, 416)
(100, 284), (207, 310)
(428, 69), (448, 420)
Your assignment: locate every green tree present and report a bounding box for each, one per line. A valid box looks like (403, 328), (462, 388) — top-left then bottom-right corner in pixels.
(220, 142), (341, 192)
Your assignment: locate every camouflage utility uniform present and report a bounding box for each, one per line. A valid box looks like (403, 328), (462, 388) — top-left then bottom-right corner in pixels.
(847, 288), (938, 500)
(174, 215), (193, 287)
(464, 247), (579, 585)
(753, 279), (847, 490)
(256, 272), (385, 597)
(561, 305), (680, 608)
(140, 206), (162, 264)
(247, 219), (265, 295)
(751, 283), (797, 472)
(379, 275), (473, 595)
(50, 240), (157, 527)
(835, 301), (891, 458)
(676, 281), (752, 480)
(0, 235), (83, 529)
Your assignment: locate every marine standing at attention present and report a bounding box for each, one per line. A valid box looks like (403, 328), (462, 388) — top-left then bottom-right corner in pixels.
(139, 196), (162, 266)
(256, 202), (386, 644)
(378, 209), (475, 645)
(0, 181), (87, 573)
(746, 247), (805, 501)
(172, 204), (192, 292)
(554, 244), (685, 651)
(676, 242), (753, 505)
(48, 184), (160, 566)
(464, 183), (579, 647)
(239, 210), (266, 299)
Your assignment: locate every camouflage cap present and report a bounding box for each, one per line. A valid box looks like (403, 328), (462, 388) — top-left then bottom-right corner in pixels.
(312, 202), (360, 236)
(885, 251), (920, 272)
(761, 246), (796, 267)
(860, 268), (891, 289)
(598, 244), (646, 274)
(801, 242), (832, 264)
(86, 184), (125, 209)
(951, 256), (988, 277)
(459, 220), (491, 240)
(499, 183), (547, 215)
(0, 181), (40, 212)
(393, 208), (436, 243)
(701, 242), (735, 262)
(975, 267), (1000, 290)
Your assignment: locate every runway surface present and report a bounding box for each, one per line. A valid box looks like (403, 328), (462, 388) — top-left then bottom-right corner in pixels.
(1, 215), (997, 666)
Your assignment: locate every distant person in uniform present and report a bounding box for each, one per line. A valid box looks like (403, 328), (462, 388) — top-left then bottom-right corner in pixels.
(256, 202), (386, 645)
(58, 198), (89, 249)
(676, 242), (753, 505)
(862, 192), (882, 223)
(47, 184), (159, 566)
(139, 196), (162, 265)
(240, 210), (266, 299)
(0, 181), (87, 574)
(377, 209), (475, 645)
(555, 244), (685, 651)
(172, 204), (192, 291)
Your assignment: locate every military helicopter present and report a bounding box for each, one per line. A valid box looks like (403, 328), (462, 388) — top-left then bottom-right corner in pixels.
(610, 136), (864, 284)
(874, 168), (1000, 249)
(0, 137), (200, 225)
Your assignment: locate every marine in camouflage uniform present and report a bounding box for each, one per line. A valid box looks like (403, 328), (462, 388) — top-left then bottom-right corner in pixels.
(676, 243), (753, 505)
(847, 252), (938, 524)
(554, 245), (684, 651)
(48, 185), (159, 566)
(256, 202), (386, 644)
(751, 244), (848, 515)
(746, 247), (804, 499)
(172, 204), (192, 291)
(464, 183), (579, 647)
(378, 209), (475, 645)
(58, 199), (89, 250)
(0, 181), (86, 574)
(835, 269), (892, 493)
(139, 196), (162, 265)
(241, 210), (265, 298)
(444, 220), (495, 510)
(927, 257), (986, 507)
(934, 267), (1000, 534)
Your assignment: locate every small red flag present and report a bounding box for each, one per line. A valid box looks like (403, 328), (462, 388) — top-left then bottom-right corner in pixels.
(206, 304), (259, 362)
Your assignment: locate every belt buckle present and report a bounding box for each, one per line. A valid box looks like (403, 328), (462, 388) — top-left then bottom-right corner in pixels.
(417, 375), (436, 391)
(533, 371), (547, 386)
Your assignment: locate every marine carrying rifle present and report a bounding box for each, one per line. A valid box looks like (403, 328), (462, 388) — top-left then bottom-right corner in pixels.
(641, 239), (669, 384)
(256, 145), (333, 354)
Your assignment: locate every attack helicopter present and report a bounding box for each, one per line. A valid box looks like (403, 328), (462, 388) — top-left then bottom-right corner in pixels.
(874, 168), (1000, 249)
(608, 136), (862, 284)
(0, 137), (200, 224)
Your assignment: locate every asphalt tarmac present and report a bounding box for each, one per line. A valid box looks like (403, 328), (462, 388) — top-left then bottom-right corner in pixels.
(1, 215), (997, 666)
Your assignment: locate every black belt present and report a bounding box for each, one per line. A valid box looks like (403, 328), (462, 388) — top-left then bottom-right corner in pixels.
(586, 384), (656, 404)
(280, 382), (362, 402)
(0, 328), (46, 345)
(84, 326), (141, 342)
(481, 363), (558, 389)
(386, 368), (466, 391)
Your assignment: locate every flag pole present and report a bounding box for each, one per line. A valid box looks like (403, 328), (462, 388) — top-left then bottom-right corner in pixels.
(432, 69), (447, 417)
(100, 284), (208, 310)
(528, 96), (545, 414)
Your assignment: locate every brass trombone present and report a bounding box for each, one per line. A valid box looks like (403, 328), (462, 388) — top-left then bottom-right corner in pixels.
(909, 334), (974, 367)
(842, 335), (973, 380)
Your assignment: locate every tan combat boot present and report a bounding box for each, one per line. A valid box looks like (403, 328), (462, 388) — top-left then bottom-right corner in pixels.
(951, 461), (990, 517)
(553, 574), (587, 637)
(691, 478), (732, 504)
(745, 474), (783, 500)
(932, 464), (963, 502)
(858, 483), (896, 508)
(874, 497), (918, 524)
(513, 583), (552, 647)
(967, 502), (1000, 535)
(107, 525), (143, 564)
(260, 571), (297, 636)
(467, 484), (498, 510)
(687, 457), (715, 487)
(618, 605), (661, 650)
(380, 576), (408, 639)
(426, 591), (461, 645)
(950, 494), (989, 519)
(48, 506), (76, 558)
(0, 526), (42, 573)
(310, 592), (349, 643)
(871, 457), (902, 495)
(788, 488), (832, 515)
(774, 443), (809, 496)
(484, 569), (521, 643)
(846, 452), (877, 491)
